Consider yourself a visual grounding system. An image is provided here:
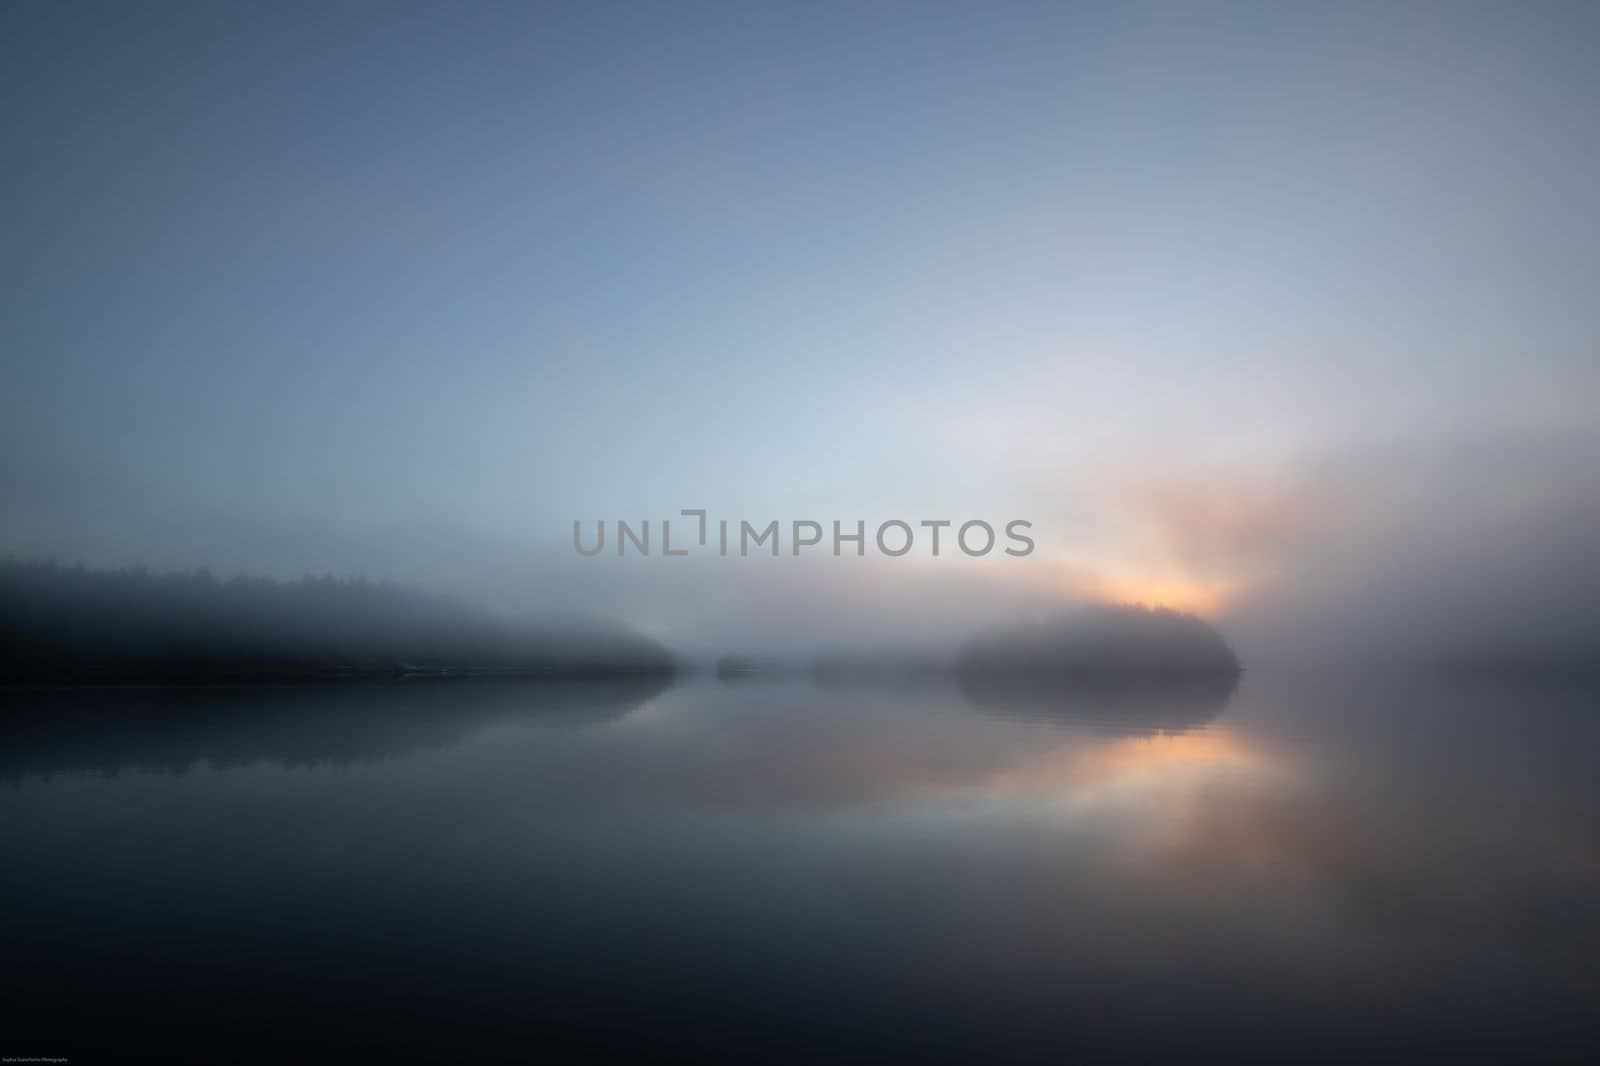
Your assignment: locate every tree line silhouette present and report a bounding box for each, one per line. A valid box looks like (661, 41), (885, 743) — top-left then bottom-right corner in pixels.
(0, 560), (675, 683)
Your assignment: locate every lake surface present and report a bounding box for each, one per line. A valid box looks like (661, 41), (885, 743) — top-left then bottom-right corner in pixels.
(3, 673), (1597, 1063)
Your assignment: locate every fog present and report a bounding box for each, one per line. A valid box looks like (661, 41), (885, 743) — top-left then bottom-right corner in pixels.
(3, 2), (1598, 670)
(6, 425), (1595, 671)
(1224, 432), (1600, 672)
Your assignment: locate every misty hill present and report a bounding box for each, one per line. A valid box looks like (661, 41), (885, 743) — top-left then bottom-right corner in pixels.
(713, 606), (1242, 688)
(0, 561), (675, 683)
(956, 604), (1242, 682)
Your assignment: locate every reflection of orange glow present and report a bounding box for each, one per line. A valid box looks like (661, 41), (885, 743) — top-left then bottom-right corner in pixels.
(984, 729), (1296, 834)
(970, 730), (1320, 889)
(996, 730), (1274, 792)
(1072, 731), (1275, 787)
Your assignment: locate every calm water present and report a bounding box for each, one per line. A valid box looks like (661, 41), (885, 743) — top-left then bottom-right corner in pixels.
(2, 673), (1597, 1063)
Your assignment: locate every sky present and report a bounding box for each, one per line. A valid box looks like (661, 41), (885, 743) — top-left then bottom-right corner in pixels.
(3, 1), (1597, 661)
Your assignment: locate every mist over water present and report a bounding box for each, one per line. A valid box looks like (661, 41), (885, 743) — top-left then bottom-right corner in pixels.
(3, 673), (1597, 1063)
(4, 2), (1600, 1062)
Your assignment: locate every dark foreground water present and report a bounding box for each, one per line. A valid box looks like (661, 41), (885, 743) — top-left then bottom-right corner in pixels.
(2, 673), (1597, 1064)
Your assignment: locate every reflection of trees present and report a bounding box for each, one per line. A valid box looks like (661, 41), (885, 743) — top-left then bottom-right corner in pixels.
(956, 671), (1237, 732)
(0, 679), (669, 780)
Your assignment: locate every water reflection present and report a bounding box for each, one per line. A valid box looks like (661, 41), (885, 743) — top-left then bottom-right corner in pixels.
(1, 674), (1597, 1063)
(0, 678), (667, 779)
(956, 671), (1237, 731)
(982, 728), (1289, 818)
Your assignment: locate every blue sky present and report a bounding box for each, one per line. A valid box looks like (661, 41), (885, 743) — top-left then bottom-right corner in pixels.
(4, 1), (1598, 656)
